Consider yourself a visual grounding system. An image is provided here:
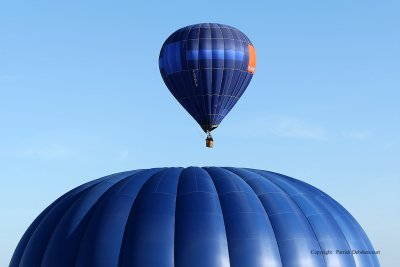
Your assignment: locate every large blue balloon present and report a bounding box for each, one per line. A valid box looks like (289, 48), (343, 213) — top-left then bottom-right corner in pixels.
(159, 23), (257, 133)
(10, 167), (379, 267)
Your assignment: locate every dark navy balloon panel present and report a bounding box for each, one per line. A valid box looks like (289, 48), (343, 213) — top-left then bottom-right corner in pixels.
(10, 167), (380, 267)
(159, 23), (256, 132)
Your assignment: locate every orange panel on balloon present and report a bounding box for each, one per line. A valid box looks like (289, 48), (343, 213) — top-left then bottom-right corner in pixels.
(247, 44), (256, 74)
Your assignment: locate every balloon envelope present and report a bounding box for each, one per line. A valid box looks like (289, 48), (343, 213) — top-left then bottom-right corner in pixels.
(10, 167), (379, 267)
(159, 23), (256, 132)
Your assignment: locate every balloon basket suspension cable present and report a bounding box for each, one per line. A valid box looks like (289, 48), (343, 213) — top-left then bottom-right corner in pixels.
(206, 131), (214, 148)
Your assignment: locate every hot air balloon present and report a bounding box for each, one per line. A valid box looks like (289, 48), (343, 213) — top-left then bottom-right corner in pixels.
(159, 23), (257, 147)
(10, 167), (380, 267)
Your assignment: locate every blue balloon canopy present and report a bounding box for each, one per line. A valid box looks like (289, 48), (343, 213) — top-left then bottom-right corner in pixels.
(10, 167), (379, 267)
(159, 23), (257, 133)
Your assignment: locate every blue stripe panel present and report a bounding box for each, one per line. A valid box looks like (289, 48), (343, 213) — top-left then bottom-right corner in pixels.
(163, 42), (182, 75)
(75, 169), (161, 267)
(269, 213), (326, 267)
(226, 169), (324, 267)
(316, 196), (380, 267)
(199, 38), (212, 69)
(10, 167), (380, 267)
(206, 167), (283, 267)
(40, 172), (139, 267)
(9, 188), (88, 267)
(119, 168), (182, 267)
(174, 167), (230, 267)
(186, 49), (243, 61)
(16, 172), (131, 267)
(9, 172), (129, 267)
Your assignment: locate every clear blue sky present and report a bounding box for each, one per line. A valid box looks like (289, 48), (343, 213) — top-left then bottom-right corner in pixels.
(1, 0), (399, 266)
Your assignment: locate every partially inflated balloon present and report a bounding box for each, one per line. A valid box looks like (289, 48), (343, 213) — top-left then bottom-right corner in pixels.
(159, 23), (256, 133)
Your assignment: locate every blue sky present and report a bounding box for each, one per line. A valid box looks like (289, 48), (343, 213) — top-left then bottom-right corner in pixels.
(1, 0), (399, 266)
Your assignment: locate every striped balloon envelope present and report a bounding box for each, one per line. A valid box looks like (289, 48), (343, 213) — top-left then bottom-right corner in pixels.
(10, 167), (379, 267)
(159, 23), (256, 135)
